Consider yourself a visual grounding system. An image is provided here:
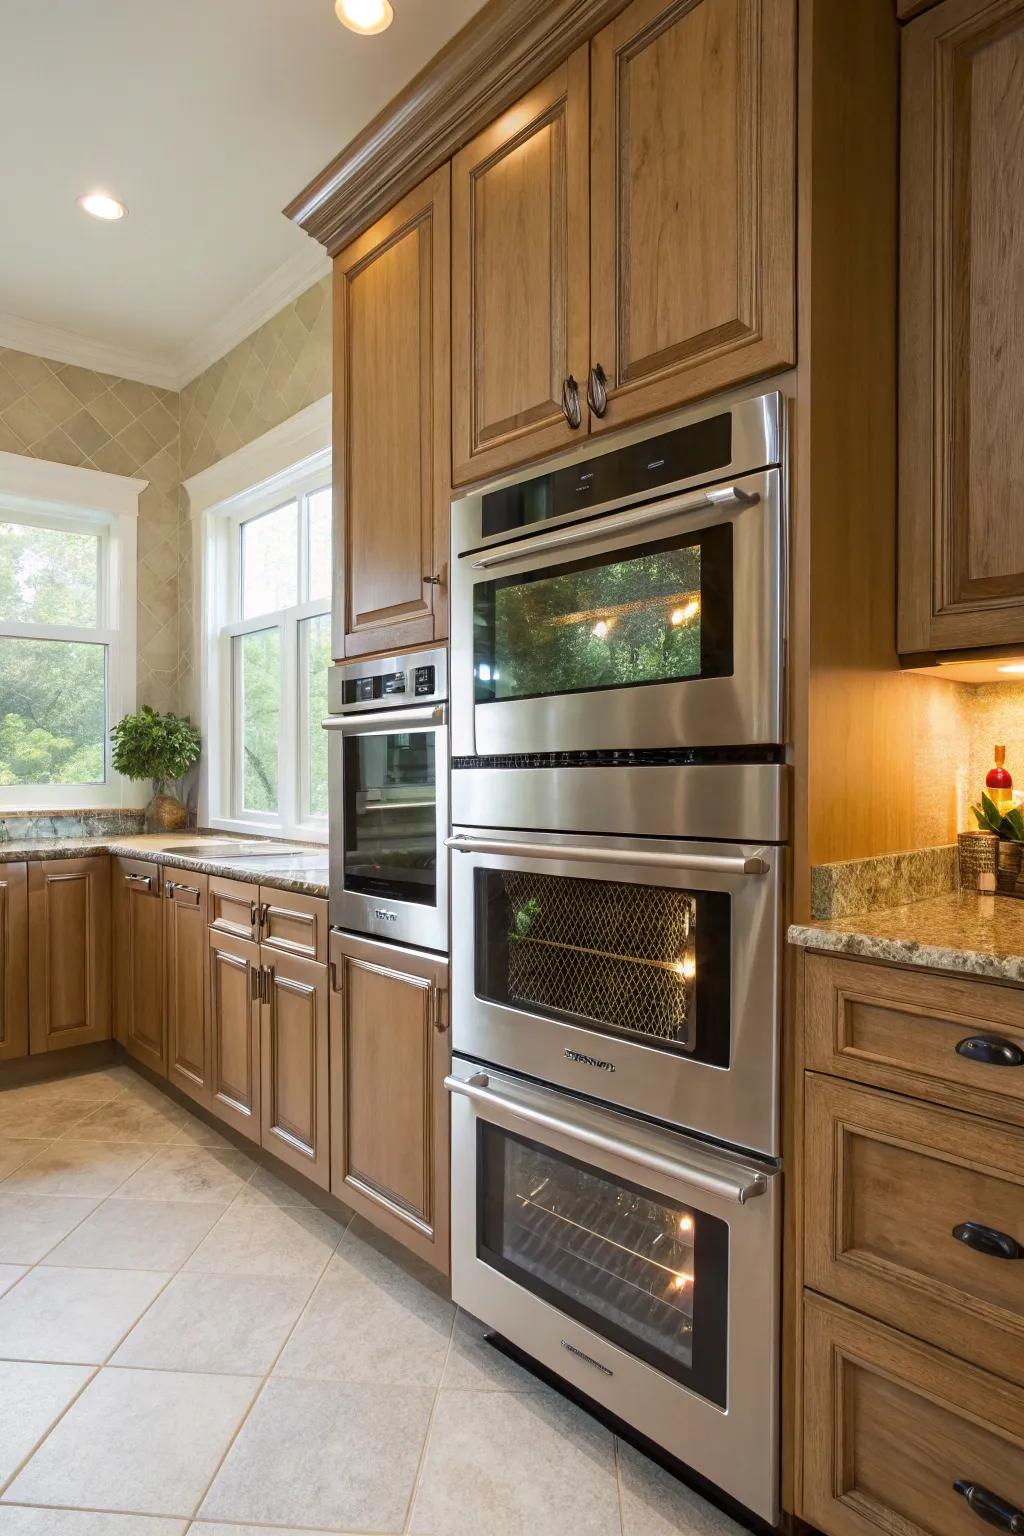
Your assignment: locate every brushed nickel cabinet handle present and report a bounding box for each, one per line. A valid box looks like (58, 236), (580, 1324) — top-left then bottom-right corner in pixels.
(561, 375), (582, 429)
(587, 362), (608, 418)
(422, 573), (442, 585)
(431, 983), (449, 1034)
(124, 872), (153, 891)
(165, 880), (201, 904)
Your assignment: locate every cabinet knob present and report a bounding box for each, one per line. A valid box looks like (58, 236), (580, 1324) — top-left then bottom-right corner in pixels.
(587, 363), (608, 418)
(561, 375), (582, 430)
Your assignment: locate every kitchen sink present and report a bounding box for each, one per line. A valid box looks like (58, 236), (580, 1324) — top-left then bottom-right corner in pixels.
(163, 839), (309, 858)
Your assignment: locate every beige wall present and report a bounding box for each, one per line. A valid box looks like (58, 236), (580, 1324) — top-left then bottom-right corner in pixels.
(0, 274), (331, 720)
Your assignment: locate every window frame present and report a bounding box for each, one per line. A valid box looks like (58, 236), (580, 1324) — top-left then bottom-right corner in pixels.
(0, 452), (141, 811)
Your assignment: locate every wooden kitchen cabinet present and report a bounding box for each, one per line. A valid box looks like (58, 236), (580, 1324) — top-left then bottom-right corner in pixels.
(900, 0), (1024, 652)
(27, 856), (110, 1054)
(0, 863), (28, 1063)
(588, 0), (795, 432)
(166, 872), (211, 1108)
(113, 857), (166, 1076)
(329, 930), (450, 1274)
(451, 47), (590, 485)
(207, 926), (261, 1143)
(333, 166), (451, 658)
(261, 949), (329, 1189)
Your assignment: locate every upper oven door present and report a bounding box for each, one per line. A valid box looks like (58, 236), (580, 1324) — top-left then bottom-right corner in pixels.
(326, 704), (449, 952)
(450, 467), (782, 756)
(448, 827), (783, 1156)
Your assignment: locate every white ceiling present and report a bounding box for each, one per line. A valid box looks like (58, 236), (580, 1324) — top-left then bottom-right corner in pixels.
(0, 0), (487, 387)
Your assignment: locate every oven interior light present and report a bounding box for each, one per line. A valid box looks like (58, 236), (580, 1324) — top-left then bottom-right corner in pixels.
(477, 663), (492, 682)
(671, 1272), (693, 1290)
(678, 1214), (694, 1235)
(592, 619), (611, 638)
(671, 599), (700, 626)
(673, 957), (696, 980)
(997, 662), (1024, 674)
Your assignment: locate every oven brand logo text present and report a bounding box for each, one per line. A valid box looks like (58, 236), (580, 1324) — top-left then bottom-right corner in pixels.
(565, 1048), (616, 1073)
(374, 909), (398, 923)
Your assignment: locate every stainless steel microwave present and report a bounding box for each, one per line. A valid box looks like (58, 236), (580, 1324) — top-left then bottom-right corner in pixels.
(449, 391), (784, 758)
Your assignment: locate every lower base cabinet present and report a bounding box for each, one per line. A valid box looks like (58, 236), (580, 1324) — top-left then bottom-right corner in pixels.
(28, 856), (111, 1054)
(207, 927), (261, 1143)
(113, 858), (166, 1076)
(261, 950), (329, 1189)
(802, 1294), (1024, 1536)
(0, 864), (28, 1063)
(166, 873), (211, 1107)
(328, 930), (450, 1275)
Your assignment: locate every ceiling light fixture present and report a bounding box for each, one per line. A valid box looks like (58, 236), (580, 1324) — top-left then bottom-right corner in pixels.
(78, 192), (127, 221)
(335, 0), (393, 34)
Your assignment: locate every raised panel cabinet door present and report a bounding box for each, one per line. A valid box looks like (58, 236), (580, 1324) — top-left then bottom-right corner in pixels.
(590, 0), (796, 432)
(166, 873), (211, 1108)
(260, 950), (329, 1189)
(207, 927), (260, 1143)
(802, 1294), (1024, 1536)
(113, 858), (166, 1076)
(0, 863), (28, 1063)
(334, 165), (451, 658)
(328, 931), (450, 1274)
(451, 47), (590, 485)
(900, 0), (1024, 651)
(28, 857), (111, 1053)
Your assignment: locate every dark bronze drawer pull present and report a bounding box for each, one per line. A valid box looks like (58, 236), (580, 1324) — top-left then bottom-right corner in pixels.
(954, 1481), (1024, 1534)
(956, 1035), (1024, 1068)
(952, 1222), (1024, 1261)
(561, 374), (582, 429)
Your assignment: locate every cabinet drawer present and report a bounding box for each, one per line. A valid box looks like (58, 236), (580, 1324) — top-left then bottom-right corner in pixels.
(209, 877), (258, 942)
(259, 889), (327, 964)
(805, 1074), (1024, 1384)
(805, 952), (1024, 1127)
(802, 1294), (1024, 1536)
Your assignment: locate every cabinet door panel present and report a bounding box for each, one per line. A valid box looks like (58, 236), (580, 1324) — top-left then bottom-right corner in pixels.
(113, 858), (166, 1076)
(28, 857), (111, 1053)
(590, 0), (795, 430)
(166, 873), (210, 1107)
(261, 951), (329, 1189)
(900, 0), (1024, 650)
(452, 47), (590, 484)
(0, 863), (28, 1062)
(329, 931), (449, 1274)
(334, 166), (451, 657)
(207, 928), (260, 1143)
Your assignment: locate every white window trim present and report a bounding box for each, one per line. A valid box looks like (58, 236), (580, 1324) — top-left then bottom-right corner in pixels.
(0, 449), (144, 812)
(185, 396), (331, 844)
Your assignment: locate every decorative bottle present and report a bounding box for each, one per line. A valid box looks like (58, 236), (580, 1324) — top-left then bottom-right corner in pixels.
(986, 745), (1013, 815)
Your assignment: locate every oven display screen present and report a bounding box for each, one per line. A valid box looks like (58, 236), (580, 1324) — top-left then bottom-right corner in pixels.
(342, 733), (437, 906)
(473, 526), (733, 704)
(478, 1124), (728, 1406)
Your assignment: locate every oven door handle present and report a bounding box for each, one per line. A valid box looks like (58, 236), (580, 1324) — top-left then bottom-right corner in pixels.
(445, 1071), (767, 1204)
(322, 703), (447, 734)
(444, 834), (768, 877)
(468, 484), (758, 570)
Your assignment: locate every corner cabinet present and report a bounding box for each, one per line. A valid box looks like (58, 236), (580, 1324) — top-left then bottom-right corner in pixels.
(0, 864), (28, 1062)
(113, 858), (166, 1076)
(900, 0), (1024, 653)
(27, 857), (111, 1054)
(329, 931), (450, 1276)
(333, 166), (451, 658)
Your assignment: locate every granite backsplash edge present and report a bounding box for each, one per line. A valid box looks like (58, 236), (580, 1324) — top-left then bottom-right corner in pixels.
(810, 843), (959, 921)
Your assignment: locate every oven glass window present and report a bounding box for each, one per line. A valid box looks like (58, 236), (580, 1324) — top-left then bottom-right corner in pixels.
(474, 869), (731, 1066)
(343, 731), (437, 906)
(478, 1124), (728, 1406)
(473, 525), (733, 704)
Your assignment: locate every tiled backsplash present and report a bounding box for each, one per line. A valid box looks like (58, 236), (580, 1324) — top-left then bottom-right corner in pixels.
(0, 810), (145, 843)
(810, 844), (959, 920)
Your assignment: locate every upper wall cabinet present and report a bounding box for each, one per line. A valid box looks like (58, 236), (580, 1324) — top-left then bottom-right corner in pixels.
(589, 0), (796, 434)
(333, 166), (451, 658)
(451, 47), (590, 485)
(900, 0), (1024, 653)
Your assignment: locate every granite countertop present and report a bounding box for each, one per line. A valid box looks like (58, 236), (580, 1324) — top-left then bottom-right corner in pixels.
(789, 889), (1024, 985)
(0, 834), (330, 898)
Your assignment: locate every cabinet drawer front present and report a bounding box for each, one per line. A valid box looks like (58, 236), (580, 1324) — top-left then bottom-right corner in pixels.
(805, 1075), (1024, 1383)
(805, 952), (1024, 1126)
(259, 889), (327, 963)
(209, 877), (258, 942)
(802, 1294), (1024, 1536)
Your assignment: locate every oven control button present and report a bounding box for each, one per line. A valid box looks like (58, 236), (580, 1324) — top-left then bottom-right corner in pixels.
(381, 673), (406, 694)
(354, 677), (374, 702)
(414, 665), (435, 696)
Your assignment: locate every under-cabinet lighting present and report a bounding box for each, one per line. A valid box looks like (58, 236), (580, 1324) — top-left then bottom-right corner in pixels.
(78, 192), (127, 221)
(335, 0), (393, 33)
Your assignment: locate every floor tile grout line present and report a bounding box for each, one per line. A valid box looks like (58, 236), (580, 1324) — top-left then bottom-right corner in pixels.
(0, 1362), (100, 1499)
(400, 1301), (458, 1535)
(614, 1432), (628, 1536)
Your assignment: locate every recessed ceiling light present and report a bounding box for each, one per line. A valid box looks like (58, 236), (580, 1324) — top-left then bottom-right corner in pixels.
(335, 0), (393, 34)
(78, 192), (127, 221)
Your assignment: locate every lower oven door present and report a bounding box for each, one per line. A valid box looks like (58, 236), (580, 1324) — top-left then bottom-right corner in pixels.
(448, 827), (782, 1155)
(326, 705), (449, 952)
(448, 1062), (780, 1523)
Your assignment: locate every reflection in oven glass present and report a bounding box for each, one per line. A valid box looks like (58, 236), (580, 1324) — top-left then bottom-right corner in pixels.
(343, 732), (436, 906)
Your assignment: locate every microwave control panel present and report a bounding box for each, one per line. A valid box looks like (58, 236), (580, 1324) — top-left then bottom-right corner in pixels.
(332, 647), (448, 713)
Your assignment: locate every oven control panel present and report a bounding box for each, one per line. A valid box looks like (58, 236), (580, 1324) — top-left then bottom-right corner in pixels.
(329, 646), (448, 714)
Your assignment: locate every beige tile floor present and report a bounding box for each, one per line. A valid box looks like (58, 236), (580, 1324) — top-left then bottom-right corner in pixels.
(0, 1066), (748, 1536)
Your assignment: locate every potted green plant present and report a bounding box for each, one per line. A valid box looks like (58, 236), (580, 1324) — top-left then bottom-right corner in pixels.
(109, 707), (202, 832)
(971, 792), (1024, 891)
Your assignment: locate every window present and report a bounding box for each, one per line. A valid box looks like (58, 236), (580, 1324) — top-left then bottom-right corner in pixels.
(209, 473), (332, 839)
(0, 454), (138, 810)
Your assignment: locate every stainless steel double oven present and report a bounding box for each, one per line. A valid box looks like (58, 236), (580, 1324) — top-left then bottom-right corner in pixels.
(445, 392), (787, 1523)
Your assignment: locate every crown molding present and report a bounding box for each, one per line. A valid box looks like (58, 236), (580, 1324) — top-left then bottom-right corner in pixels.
(284, 0), (631, 256)
(183, 393), (331, 517)
(0, 242), (330, 394)
(0, 447), (147, 519)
